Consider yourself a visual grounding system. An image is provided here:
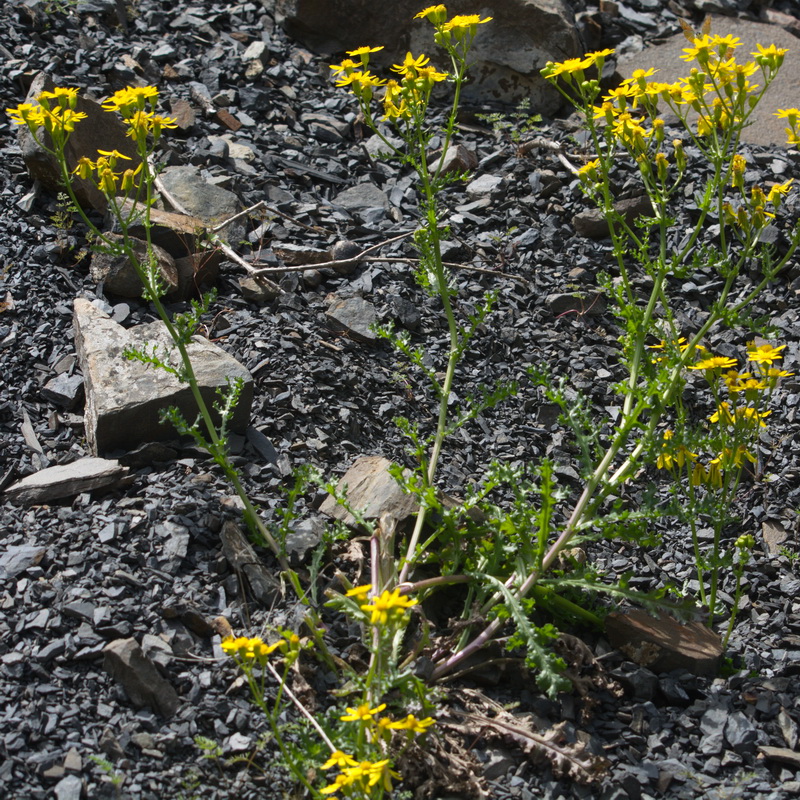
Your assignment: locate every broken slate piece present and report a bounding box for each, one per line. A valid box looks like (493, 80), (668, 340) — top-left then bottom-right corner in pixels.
(319, 455), (418, 529)
(53, 775), (83, 800)
(4, 457), (128, 506)
(103, 638), (179, 717)
(0, 544), (47, 581)
(605, 609), (723, 677)
(220, 521), (281, 605)
(73, 298), (253, 454)
(325, 295), (378, 343)
(41, 373), (85, 411)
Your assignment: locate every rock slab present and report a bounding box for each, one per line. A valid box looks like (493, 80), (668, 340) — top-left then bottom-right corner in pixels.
(605, 609), (723, 677)
(73, 298), (253, 454)
(4, 458), (128, 507)
(103, 638), (179, 717)
(319, 455), (418, 528)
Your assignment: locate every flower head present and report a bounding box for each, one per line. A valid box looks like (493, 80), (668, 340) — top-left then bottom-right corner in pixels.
(340, 702), (386, 723)
(360, 587), (416, 626)
(688, 355), (739, 371)
(414, 5), (447, 25)
(746, 341), (786, 365)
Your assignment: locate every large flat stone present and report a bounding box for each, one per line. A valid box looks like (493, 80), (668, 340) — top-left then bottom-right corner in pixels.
(74, 298), (253, 454)
(4, 457), (128, 507)
(618, 15), (800, 146)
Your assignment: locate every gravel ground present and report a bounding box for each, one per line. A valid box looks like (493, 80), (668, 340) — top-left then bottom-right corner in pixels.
(2, 1), (800, 799)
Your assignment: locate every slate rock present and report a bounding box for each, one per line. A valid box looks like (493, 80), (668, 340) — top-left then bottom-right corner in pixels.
(53, 775), (83, 800)
(111, 201), (208, 260)
(762, 519), (788, 554)
(325, 294), (378, 343)
(334, 182), (390, 211)
(90, 234), (179, 299)
(103, 638), (179, 717)
(724, 710), (758, 754)
(466, 174), (505, 198)
(759, 746), (800, 769)
(433, 144), (478, 176)
(0, 545), (47, 580)
(609, 661), (659, 700)
(239, 275), (283, 303)
(573, 196), (653, 239)
(605, 609), (723, 676)
(4, 457), (128, 506)
(319, 455), (418, 528)
(699, 704), (729, 755)
(219, 520), (281, 605)
(42, 373), (85, 411)
(157, 166), (244, 241)
(284, 516), (325, 565)
(73, 298), (253, 454)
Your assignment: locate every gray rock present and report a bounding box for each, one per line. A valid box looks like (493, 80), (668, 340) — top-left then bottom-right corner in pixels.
(141, 633), (174, 672)
(0, 545), (47, 580)
(573, 196), (653, 239)
(4, 457), (128, 506)
(239, 276), (282, 303)
(724, 710), (758, 754)
(334, 182), (390, 211)
(53, 775), (83, 800)
(17, 74), (140, 212)
(156, 521), (190, 572)
(285, 516), (325, 565)
(618, 16), (800, 146)
(610, 662), (659, 700)
(73, 298), (253, 454)
(103, 638), (179, 717)
(278, 0), (580, 112)
(325, 294), (378, 343)
(242, 40), (269, 63)
(465, 174), (505, 198)
(699, 704), (729, 755)
(433, 144), (478, 176)
(90, 234), (179, 299)
(319, 454), (418, 529)
(42, 373), (85, 410)
(157, 166), (243, 241)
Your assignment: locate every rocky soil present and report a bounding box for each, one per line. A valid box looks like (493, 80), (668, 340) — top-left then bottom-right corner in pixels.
(2, 1), (800, 799)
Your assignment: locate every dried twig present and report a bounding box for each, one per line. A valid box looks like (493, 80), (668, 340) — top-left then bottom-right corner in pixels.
(516, 136), (582, 173)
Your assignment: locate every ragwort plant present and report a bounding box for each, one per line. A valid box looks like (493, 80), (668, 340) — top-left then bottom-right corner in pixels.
(7, 85), (288, 571)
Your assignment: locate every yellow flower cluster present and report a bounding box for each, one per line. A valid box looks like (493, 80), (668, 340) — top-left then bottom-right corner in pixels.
(221, 635), (284, 662)
(72, 149), (142, 194)
(346, 584), (416, 625)
(221, 630), (301, 664)
(657, 341), (791, 487)
(7, 87), (87, 141)
(320, 756), (400, 795)
(543, 35), (794, 160)
(7, 85), (175, 140)
(329, 5), (490, 121)
(321, 703), (435, 796)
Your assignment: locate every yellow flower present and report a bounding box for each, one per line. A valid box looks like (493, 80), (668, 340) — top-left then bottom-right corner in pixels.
(766, 178), (793, 206)
(363, 759), (400, 791)
(751, 43), (788, 68)
(346, 45), (384, 57)
(102, 85), (159, 115)
(442, 13), (492, 39)
(360, 587), (416, 625)
(330, 58), (358, 76)
(585, 48), (615, 64)
(735, 407), (771, 427)
(543, 56), (594, 80)
(681, 35), (715, 64)
(746, 341), (786, 364)
(576, 158), (600, 182)
(710, 401), (735, 426)
(6, 102), (46, 128)
(340, 702), (387, 722)
(322, 751), (359, 770)
(345, 583), (372, 603)
(414, 5), (447, 24)
(710, 34), (741, 54)
(392, 52), (430, 75)
(706, 457), (723, 489)
(688, 355), (738, 371)
(387, 714), (436, 733)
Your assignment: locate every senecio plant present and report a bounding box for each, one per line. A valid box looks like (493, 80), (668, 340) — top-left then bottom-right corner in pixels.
(9, 7), (800, 797)
(7, 86), (288, 571)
